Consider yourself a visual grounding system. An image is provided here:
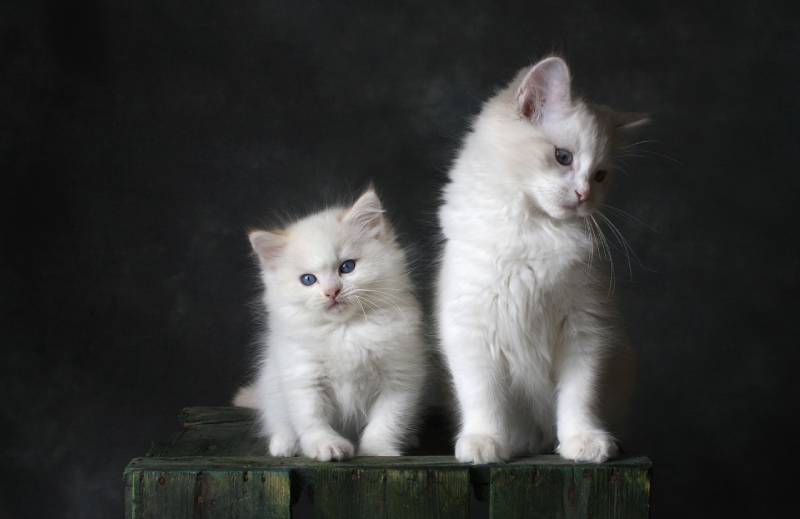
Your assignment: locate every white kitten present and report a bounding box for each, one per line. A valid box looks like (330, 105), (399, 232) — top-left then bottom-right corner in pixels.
(437, 57), (646, 464)
(235, 189), (427, 461)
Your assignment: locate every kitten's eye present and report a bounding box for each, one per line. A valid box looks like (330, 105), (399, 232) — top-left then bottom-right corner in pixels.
(300, 273), (317, 286)
(554, 147), (573, 166)
(339, 259), (356, 274)
(594, 170), (607, 182)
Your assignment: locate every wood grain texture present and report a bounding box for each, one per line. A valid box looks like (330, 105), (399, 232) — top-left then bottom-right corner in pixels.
(312, 467), (387, 519)
(124, 468), (290, 519)
(489, 462), (651, 519)
(385, 468), (471, 519)
(179, 407), (256, 427)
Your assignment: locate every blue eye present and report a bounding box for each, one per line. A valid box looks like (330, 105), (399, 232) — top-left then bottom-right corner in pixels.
(300, 273), (317, 286)
(339, 259), (356, 274)
(554, 147), (573, 166)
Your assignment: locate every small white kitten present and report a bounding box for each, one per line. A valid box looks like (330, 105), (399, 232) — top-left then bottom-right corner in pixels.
(437, 57), (646, 464)
(235, 189), (427, 461)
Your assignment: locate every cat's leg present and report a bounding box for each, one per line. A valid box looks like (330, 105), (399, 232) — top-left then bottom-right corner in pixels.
(442, 327), (510, 463)
(357, 382), (422, 456)
(555, 323), (617, 463)
(263, 395), (299, 457)
(282, 364), (354, 462)
(438, 244), (511, 463)
(255, 365), (299, 457)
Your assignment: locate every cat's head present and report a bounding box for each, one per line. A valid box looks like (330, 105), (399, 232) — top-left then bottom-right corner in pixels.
(483, 56), (648, 220)
(249, 189), (407, 322)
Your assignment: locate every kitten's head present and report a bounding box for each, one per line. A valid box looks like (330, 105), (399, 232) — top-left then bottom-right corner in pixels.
(249, 189), (407, 322)
(483, 56), (648, 220)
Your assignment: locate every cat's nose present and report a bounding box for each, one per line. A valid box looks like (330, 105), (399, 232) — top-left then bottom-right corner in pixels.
(575, 189), (590, 204)
(324, 288), (341, 300)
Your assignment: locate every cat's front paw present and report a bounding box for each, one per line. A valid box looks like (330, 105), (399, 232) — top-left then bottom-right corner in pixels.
(268, 433), (298, 457)
(557, 430), (618, 463)
(357, 440), (401, 457)
(455, 434), (509, 464)
(301, 433), (355, 462)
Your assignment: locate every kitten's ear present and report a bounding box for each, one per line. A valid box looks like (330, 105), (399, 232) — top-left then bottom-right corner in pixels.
(615, 112), (651, 131)
(248, 230), (286, 267)
(517, 56), (572, 121)
(343, 189), (385, 239)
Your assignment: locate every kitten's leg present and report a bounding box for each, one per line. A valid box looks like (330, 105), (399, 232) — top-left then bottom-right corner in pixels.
(443, 329), (510, 463)
(357, 383), (422, 456)
(255, 366), (298, 457)
(283, 369), (354, 462)
(555, 326), (617, 463)
(264, 396), (299, 457)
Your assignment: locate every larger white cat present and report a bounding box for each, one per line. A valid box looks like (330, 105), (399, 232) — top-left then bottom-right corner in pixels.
(437, 57), (645, 464)
(235, 189), (427, 461)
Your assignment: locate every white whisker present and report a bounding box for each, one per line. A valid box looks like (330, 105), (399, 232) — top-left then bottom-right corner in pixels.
(596, 211), (633, 279)
(590, 214), (614, 295)
(603, 204), (658, 232)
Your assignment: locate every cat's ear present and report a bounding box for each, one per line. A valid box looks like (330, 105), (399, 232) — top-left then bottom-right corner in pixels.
(615, 112), (651, 131)
(343, 188), (385, 239)
(248, 230), (286, 267)
(517, 56), (572, 121)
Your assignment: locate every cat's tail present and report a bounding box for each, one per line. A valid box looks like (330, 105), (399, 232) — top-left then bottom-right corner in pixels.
(232, 384), (258, 408)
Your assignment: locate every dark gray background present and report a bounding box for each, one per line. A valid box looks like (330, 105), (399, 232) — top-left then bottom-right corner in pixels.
(2, 0), (797, 517)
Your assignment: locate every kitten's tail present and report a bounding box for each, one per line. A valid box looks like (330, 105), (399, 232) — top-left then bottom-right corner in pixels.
(232, 385), (258, 408)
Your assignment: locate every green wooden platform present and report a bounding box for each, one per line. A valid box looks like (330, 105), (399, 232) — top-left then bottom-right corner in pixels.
(124, 407), (651, 518)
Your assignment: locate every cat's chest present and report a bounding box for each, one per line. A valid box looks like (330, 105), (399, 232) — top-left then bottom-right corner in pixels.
(318, 325), (384, 422)
(319, 325), (383, 384)
(495, 230), (586, 292)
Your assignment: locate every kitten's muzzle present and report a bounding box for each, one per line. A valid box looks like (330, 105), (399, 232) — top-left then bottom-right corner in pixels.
(324, 288), (341, 301)
(575, 189), (590, 204)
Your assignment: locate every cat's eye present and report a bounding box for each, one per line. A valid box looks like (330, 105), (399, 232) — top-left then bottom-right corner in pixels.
(594, 170), (607, 182)
(554, 147), (573, 166)
(300, 273), (317, 286)
(339, 259), (356, 274)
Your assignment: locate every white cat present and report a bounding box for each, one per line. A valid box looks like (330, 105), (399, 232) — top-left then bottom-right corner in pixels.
(234, 189), (427, 461)
(437, 57), (646, 464)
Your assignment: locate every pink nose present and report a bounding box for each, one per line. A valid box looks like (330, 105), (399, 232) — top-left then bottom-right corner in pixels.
(324, 288), (341, 300)
(575, 190), (590, 204)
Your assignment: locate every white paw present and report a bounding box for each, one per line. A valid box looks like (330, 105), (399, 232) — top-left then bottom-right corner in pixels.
(301, 433), (354, 462)
(455, 434), (509, 464)
(357, 440), (401, 457)
(557, 430), (618, 463)
(268, 433), (298, 457)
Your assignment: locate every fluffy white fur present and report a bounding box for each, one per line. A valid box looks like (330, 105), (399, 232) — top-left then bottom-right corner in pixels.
(237, 189), (426, 461)
(437, 57), (645, 464)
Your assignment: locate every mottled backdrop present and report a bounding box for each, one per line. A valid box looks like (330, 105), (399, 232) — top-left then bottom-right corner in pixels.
(2, 1), (797, 517)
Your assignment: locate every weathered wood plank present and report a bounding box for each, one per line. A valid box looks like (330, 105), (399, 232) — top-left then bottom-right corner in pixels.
(128, 454), (650, 472)
(124, 468), (290, 519)
(312, 466), (387, 519)
(127, 408), (652, 518)
(125, 470), (197, 519)
(489, 462), (651, 519)
(175, 406), (455, 455)
(179, 406), (256, 427)
(161, 423), (265, 457)
(385, 468), (471, 519)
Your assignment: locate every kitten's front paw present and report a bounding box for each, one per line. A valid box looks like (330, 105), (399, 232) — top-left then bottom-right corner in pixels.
(301, 433), (354, 462)
(357, 440), (401, 457)
(455, 434), (509, 464)
(557, 430), (618, 463)
(268, 433), (298, 457)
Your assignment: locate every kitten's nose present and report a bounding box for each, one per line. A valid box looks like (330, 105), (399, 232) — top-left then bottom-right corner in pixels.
(324, 288), (341, 300)
(575, 189), (590, 204)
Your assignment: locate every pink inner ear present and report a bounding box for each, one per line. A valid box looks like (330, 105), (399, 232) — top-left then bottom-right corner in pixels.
(521, 97), (535, 119)
(517, 57), (572, 121)
(249, 231), (286, 266)
(344, 190), (385, 238)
